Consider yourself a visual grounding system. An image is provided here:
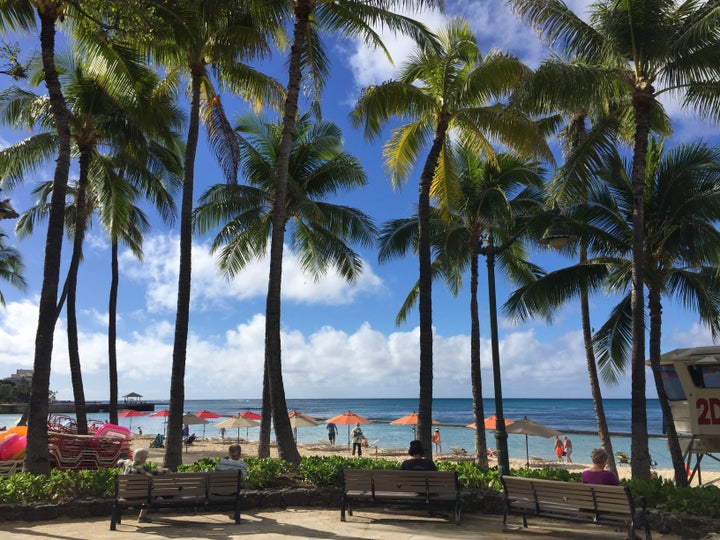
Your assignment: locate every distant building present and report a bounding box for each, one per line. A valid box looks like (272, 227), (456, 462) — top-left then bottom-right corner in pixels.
(9, 369), (32, 382)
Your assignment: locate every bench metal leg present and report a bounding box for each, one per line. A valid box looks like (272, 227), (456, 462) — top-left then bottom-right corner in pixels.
(453, 503), (462, 525)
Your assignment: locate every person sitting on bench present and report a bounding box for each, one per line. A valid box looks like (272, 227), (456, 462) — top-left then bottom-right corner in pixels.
(215, 443), (247, 480)
(400, 440), (437, 471)
(582, 448), (620, 485)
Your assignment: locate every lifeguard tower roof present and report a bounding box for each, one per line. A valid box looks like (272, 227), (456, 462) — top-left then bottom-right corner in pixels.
(658, 346), (720, 365)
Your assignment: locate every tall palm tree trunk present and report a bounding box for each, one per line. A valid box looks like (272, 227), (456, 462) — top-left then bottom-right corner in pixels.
(261, 0), (315, 465)
(416, 115), (448, 457)
(65, 151), (91, 435)
(26, 11), (72, 475)
(108, 239), (119, 425)
(648, 289), (687, 486)
(258, 362), (272, 458)
(470, 251), (488, 467)
(165, 73), (201, 471)
(629, 93), (653, 479)
(579, 244), (615, 472)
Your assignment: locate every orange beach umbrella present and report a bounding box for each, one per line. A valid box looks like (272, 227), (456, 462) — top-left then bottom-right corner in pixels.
(390, 412), (439, 439)
(466, 415), (515, 430)
(325, 411), (371, 446)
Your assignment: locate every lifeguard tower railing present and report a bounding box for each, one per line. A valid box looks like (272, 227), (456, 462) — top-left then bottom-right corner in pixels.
(658, 346), (720, 485)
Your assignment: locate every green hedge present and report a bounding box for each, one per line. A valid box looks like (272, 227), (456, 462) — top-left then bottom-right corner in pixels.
(1, 459), (719, 518)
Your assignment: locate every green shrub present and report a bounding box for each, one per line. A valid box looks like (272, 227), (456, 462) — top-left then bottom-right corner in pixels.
(2, 456), (720, 520)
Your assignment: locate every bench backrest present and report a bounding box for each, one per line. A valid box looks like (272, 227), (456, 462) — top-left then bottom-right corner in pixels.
(116, 471), (243, 502)
(207, 470), (243, 501)
(151, 472), (207, 499)
(343, 469), (459, 495)
(116, 474), (150, 502)
(502, 476), (634, 517)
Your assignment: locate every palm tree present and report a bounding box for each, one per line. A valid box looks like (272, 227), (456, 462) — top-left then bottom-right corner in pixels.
(194, 113), (376, 462)
(255, 0), (442, 462)
(506, 139), (720, 485)
(379, 147), (547, 466)
(138, 0), (283, 470)
(352, 19), (552, 454)
(592, 139), (720, 486)
(1, 49), (183, 433)
(510, 0), (720, 480)
(0, 0), (74, 474)
(0, 231), (25, 304)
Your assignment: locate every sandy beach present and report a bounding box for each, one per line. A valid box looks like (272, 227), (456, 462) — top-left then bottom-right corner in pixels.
(135, 435), (720, 486)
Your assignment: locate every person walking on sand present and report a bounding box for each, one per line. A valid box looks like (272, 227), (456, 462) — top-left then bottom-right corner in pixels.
(563, 435), (573, 463)
(554, 435), (564, 462)
(432, 427), (441, 453)
(351, 423), (364, 456)
(327, 422), (337, 445)
(581, 448), (619, 485)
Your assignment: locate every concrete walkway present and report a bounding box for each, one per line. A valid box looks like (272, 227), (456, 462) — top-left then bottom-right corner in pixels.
(0, 507), (684, 540)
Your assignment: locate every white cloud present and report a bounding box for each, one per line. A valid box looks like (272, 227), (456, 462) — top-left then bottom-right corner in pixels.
(119, 233), (384, 312)
(0, 296), (643, 402)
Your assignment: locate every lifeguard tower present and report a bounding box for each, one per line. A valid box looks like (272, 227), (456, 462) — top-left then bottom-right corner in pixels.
(658, 346), (720, 485)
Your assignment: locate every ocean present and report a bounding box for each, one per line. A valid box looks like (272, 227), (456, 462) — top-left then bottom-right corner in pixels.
(2, 398), (714, 472)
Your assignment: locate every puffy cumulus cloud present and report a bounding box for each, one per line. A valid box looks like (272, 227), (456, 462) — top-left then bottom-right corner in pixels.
(345, 5), (448, 88)
(670, 322), (713, 348)
(0, 298), (39, 370)
(0, 300), (644, 402)
(119, 233), (384, 312)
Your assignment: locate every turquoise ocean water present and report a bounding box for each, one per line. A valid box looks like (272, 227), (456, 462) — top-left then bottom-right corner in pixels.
(2, 398), (714, 472)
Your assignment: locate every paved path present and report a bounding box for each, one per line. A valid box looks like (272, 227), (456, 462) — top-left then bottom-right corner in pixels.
(0, 507), (683, 540)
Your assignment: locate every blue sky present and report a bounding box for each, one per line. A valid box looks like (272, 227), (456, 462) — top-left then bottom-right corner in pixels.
(0, 1), (717, 402)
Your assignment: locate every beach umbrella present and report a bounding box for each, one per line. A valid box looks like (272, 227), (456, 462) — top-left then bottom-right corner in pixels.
(150, 408), (170, 434)
(118, 409), (146, 432)
(505, 416), (560, 468)
(215, 415), (260, 443)
(325, 411), (371, 447)
(390, 412), (439, 439)
(288, 411), (319, 442)
(238, 411), (262, 438)
(466, 415), (515, 430)
(194, 410), (222, 437)
(182, 413), (209, 438)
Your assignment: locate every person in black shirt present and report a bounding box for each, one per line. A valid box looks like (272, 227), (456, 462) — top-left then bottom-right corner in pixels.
(400, 440), (437, 471)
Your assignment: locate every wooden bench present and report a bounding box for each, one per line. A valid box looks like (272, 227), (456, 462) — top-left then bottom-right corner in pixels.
(0, 460), (23, 478)
(501, 476), (651, 539)
(341, 469), (462, 524)
(110, 470), (242, 530)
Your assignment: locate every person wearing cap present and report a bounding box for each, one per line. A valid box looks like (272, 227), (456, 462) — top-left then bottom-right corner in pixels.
(401, 440), (437, 471)
(432, 428), (441, 452)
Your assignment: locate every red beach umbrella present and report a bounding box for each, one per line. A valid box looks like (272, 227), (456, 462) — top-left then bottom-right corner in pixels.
(239, 410), (262, 421)
(195, 410), (222, 419)
(118, 409), (146, 432)
(150, 408), (170, 435)
(325, 411), (372, 447)
(193, 410), (221, 438)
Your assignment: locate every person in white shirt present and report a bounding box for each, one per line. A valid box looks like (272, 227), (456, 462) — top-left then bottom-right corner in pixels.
(215, 444), (247, 480)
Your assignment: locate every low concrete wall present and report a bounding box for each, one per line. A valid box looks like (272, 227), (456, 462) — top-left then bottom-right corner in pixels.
(0, 487), (718, 538)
